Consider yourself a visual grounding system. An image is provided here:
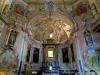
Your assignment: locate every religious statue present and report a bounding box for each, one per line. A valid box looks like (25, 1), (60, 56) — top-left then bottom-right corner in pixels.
(7, 30), (18, 47)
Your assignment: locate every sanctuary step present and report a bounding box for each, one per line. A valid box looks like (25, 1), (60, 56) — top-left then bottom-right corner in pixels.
(42, 69), (59, 75)
(42, 72), (59, 75)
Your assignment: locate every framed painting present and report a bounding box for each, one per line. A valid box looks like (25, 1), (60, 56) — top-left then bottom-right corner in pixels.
(48, 48), (54, 58)
(33, 48), (39, 63)
(44, 45), (56, 60)
(62, 47), (69, 63)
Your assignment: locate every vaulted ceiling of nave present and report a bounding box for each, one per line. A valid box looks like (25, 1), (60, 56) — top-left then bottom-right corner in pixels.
(9, 0), (80, 43)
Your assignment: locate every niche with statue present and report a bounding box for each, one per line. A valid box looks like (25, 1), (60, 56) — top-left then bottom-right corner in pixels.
(7, 30), (18, 47)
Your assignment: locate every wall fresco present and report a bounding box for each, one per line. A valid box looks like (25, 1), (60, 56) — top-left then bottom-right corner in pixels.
(0, 0), (12, 14)
(0, 49), (18, 69)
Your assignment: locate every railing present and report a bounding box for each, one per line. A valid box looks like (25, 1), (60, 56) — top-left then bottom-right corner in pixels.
(42, 60), (60, 73)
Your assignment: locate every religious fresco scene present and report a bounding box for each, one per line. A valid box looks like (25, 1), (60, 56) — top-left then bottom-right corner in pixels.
(0, 0), (100, 75)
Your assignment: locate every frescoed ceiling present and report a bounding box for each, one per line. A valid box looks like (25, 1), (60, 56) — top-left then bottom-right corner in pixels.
(29, 17), (72, 43)
(9, 0), (80, 43)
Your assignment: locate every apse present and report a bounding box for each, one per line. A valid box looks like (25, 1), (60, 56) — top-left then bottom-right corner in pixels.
(28, 17), (73, 43)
